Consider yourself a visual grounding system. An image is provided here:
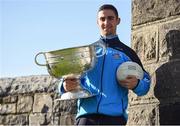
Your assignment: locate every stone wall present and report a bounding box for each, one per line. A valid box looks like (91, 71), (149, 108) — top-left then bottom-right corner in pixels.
(128, 0), (180, 125)
(0, 75), (77, 125)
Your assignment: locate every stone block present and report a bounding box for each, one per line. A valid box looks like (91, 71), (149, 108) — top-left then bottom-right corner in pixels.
(0, 78), (13, 96)
(132, 0), (180, 25)
(10, 75), (53, 95)
(59, 100), (77, 114)
(0, 97), (2, 104)
(132, 31), (145, 61)
(52, 113), (60, 125)
(127, 104), (159, 125)
(159, 19), (180, 61)
(0, 115), (4, 124)
(29, 113), (52, 125)
(48, 78), (60, 93)
(33, 93), (52, 113)
(132, 25), (158, 64)
(53, 99), (61, 113)
(17, 95), (33, 113)
(0, 114), (28, 125)
(3, 95), (17, 103)
(0, 103), (16, 114)
(60, 113), (76, 125)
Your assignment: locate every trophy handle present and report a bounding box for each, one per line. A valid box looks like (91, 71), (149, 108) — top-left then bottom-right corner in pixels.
(34, 52), (47, 66)
(92, 42), (106, 58)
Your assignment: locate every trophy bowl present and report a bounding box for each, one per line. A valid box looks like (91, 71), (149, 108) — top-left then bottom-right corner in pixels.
(35, 42), (106, 100)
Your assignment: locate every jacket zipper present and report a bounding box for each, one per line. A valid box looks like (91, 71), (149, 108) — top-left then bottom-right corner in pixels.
(96, 40), (107, 113)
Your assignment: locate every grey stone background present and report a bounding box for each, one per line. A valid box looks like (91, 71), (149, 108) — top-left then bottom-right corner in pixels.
(0, 0), (180, 125)
(128, 0), (180, 125)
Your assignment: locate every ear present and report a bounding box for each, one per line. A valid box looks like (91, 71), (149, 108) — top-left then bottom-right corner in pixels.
(117, 17), (120, 25)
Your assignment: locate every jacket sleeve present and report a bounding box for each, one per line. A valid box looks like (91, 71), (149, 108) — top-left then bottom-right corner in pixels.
(80, 74), (99, 95)
(133, 71), (151, 96)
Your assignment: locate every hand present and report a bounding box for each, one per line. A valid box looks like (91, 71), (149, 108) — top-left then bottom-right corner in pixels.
(63, 74), (80, 92)
(118, 75), (138, 89)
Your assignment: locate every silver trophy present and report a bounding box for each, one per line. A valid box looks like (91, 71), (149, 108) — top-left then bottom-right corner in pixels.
(35, 42), (106, 100)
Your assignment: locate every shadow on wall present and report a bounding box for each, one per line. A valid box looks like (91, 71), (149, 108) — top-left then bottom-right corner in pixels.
(154, 30), (180, 125)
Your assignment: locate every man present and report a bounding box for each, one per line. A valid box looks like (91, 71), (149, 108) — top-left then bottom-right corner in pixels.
(59, 4), (151, 125)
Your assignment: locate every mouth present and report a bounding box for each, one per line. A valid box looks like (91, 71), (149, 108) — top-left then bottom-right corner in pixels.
(103, 27), (110, 31)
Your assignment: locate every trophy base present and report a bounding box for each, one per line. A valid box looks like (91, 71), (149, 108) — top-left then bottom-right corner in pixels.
(56, 90), (95, 101)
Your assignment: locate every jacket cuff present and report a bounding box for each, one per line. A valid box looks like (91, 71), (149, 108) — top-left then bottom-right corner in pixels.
(58, 78), (66, 94)
(132, 79), (141, 93)
(132, 79), (140, 90)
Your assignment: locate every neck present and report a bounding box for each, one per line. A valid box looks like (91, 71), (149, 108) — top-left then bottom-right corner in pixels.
(101, 34), (118, 39)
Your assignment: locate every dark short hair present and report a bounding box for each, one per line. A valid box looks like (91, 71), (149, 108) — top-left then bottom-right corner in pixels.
(98, 4), (119, 18)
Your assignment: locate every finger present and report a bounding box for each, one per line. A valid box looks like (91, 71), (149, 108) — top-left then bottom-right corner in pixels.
(119, 79), (130, 84)
(65, 78), (78, 83)
(126, 75), (136, 79)
(63, 79), (80, 91)
(64, 83), (77, 91)
(119, 81), (128, 87)
(121, 77), (138, 89)
(119, 79), (128, 83)
(63, 74), (79, 80)
(66, 79), (79, 85)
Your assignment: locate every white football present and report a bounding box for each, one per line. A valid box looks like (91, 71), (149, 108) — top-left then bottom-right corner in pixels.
(116, 61), (144, 81)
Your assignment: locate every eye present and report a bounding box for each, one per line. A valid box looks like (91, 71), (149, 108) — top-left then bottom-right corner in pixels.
(100, 17), (105, 22)
(99, 16), (115, 22)
(107, 16), (115, 20)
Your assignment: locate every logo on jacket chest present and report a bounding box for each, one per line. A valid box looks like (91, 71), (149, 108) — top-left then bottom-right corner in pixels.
(112, 53), (121, 59)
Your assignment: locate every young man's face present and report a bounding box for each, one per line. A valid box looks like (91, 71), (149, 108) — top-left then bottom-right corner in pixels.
(97, 9), (120, 36)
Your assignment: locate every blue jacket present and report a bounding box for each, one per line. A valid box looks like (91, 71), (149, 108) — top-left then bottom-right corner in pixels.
(60, 36), (151, 120)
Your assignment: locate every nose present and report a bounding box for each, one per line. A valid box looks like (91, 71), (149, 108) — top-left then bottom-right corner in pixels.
(104, 18), (110, 25)
(104, 19), (108, 24)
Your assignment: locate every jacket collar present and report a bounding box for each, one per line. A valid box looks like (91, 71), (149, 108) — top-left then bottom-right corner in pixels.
(100, 35), (118, 40)
(100, 35), (119, 44)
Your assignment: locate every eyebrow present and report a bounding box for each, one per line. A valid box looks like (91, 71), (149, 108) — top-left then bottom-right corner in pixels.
(99, 16), (115, 21)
